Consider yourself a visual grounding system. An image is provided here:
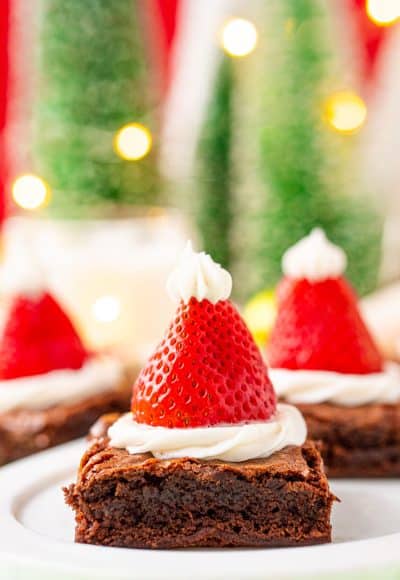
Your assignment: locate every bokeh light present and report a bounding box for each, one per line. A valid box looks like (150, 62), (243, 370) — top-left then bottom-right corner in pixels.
(243, 290), (277, 348)
(324, 91), (367, 134)
(366, 0), (400, 26)
(12, 174), (51, 210)
(221, 18), (258, 58)
(92, 295), (121, 323)
(114, 123), (152, 161)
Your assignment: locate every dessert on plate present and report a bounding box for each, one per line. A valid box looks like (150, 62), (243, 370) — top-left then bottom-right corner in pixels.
(65, 243), (335, 549)
(0, 248), (130, 465)
(267, 228), (400, 478)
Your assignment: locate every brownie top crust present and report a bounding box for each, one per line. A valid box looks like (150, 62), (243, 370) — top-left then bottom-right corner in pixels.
(296, 401), (400, 447)
(78, 413), (330, 492)
(297, 401), (400, 427)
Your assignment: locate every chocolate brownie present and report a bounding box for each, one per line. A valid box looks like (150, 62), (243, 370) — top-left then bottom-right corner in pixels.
(64, 415), (335, 549)
(297, 401), (400, 477)
(0, 382), (131, 466)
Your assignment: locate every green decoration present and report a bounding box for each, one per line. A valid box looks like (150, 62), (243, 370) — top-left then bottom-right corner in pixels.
(238, 0), (381, 297)
(195, 57), (233, 268)
(33, 0), (160, 216)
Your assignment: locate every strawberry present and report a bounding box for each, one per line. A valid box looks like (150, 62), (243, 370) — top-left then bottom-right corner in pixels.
(0, 292), (88, 379)
(132, 298), (276, 428)
(267, 277), (383, 374)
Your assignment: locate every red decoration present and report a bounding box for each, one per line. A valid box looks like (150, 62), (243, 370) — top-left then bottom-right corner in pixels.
(348, 0), (392, 87)
(146, 0), (179, 92)
(155, 0), (179, 91)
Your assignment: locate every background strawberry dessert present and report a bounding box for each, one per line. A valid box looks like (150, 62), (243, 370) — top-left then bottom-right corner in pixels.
(0, 245), (130, 465)
(268, 229), (400, 477)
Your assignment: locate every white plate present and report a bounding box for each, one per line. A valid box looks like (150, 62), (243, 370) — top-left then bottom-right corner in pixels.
(1, 440), (400, 580)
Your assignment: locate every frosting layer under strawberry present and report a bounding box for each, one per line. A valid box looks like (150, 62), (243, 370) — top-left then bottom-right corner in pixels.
(132, 297), (276, 428)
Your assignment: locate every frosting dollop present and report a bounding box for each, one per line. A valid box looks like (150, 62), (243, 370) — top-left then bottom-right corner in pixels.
(269, 363), (400, 406)
(0, 356), (124, 413)
(282, 228), (347, 282)
(108, 403), (306, 462)
(0, 237), (46, 298)
(166, 241), (232, 304)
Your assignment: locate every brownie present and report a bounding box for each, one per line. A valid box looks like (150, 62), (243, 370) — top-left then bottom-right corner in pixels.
(64, 414), (335, 549)
(297, 401), (400, 477)
(0, 381), (131, 466)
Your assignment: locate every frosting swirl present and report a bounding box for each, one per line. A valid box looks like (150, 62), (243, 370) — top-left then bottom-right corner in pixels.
(282, 228), (347, 282)
(269, 363), (400, 406)
(0, 356), (124, 413)
(166, 241), (232, 304)
(108, 403), (306, 462)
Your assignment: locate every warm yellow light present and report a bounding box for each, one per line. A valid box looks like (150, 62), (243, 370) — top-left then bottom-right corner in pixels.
(92, 295), (121, 323)
(114, 123), (152, 161)
(12, 174), (51, 210)
(221, 18), (258, 58)
(243, 290), (277, 348)
(324, 91), (367, 134)
(366, 0), (400, 26)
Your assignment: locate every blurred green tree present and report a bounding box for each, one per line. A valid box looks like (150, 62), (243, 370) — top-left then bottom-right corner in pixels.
(195, 58), (233, 269)
(254, 0), (381, 296)
(33, 0), (160, 216)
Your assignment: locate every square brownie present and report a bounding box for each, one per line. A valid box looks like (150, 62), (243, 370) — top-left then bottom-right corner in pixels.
(64, 414), (335, 549)
(0, 383), (131, 466)
(297, 401), (400, 477)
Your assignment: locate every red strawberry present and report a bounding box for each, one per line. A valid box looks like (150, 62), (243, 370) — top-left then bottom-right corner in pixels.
(132, 298), (276, 428)
(0, 292), (88, 379)
(267, 276), (383, 374)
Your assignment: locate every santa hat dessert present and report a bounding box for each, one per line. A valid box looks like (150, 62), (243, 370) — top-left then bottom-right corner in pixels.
(109, 241), (304, 459)
(66, 242), (335, 549)
(267, 229), (400, 477)
(0, 242), (129, 465)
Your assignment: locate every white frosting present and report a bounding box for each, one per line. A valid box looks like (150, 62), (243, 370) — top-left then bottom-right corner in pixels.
(269, 363), (400, 406)
(108, 403), (306, 462)
(282, 228), (347, 282)
(0, 356), (124, 413)
(0, 238), (46, 298)
(166, 241), (232, 304)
